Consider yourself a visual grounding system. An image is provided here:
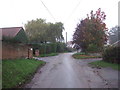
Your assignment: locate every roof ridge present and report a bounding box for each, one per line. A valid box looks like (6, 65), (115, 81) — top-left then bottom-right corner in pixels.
(0, 27), (23, 29)
(2, 27), (23, 37)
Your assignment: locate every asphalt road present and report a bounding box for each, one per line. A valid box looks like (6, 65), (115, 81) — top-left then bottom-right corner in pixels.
(25, 53), (119, 88)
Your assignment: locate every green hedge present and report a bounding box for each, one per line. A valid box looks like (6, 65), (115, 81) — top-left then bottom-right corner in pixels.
(86, 44), (101, 53)
(102, 46), (120, 64)
(32, 42), (67, 55)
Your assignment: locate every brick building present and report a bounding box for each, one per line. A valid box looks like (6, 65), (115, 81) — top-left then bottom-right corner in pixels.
(1, 27), (33, 59)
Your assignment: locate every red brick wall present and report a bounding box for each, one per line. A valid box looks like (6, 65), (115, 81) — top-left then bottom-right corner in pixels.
(2, 43), (33, 59)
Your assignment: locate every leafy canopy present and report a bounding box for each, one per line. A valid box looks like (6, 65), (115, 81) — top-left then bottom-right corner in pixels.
(25, 18), (64, 43)
(73, 8), (108, 52)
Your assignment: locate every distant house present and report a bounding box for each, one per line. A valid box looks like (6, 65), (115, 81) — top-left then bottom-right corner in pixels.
(2, 27), (28, 43)
(1, 27), (33, 59)
(111, 40), (120, 47)
(66, 41), (73, 48)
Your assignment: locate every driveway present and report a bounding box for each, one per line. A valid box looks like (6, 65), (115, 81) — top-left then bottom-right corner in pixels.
(25, 53), (119, 88)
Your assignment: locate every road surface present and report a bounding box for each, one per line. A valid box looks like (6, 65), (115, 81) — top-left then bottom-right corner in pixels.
(25, 53), (118, 88)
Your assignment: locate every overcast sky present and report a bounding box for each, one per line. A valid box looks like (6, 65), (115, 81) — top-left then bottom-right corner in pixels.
(0, 0), (119, 41)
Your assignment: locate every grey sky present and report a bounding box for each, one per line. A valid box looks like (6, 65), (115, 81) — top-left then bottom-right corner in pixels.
(0, 0), (119, 41)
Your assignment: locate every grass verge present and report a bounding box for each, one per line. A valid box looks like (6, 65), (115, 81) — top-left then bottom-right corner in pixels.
(89, 60), (120, 70)
(2, 59), (45, 88)
(39, 53), (58, 57)
(72, 52), (101, 59)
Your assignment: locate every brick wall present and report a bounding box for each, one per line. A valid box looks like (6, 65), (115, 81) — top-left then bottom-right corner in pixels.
(2, 42), (33, 59)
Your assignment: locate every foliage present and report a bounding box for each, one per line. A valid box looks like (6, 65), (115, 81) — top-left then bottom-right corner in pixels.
(89, 60), (120, 70)
(0, 61), (1, 89)
(86, 44), (100, 53)
(38, 53), (58, 57)
(14, 29), (28, 43)
(25, 18), (64, 43)
(2, 29), (28, 43)
(73, 8), (108, 52)
(32, 42), (68, 55)
(25, 19), (47, 42)
(72, 52), (101, 59)
(73, 52), (86, 55)
(46, 22), (64, 42)
(108, 26), (120, 44)
(56, 42), (67, 52)
(2, 36), (19, 43)
(102, 46), (120, 64)
(2, 59), (45, 88)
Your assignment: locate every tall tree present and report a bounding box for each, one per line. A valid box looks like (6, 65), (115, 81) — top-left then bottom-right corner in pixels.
(25, 19), (47, 43)
(73, 8), (108, 52)
(25, 18), (64, 43)
(54, 22), (64, 42)
(46, 22), (64, 42)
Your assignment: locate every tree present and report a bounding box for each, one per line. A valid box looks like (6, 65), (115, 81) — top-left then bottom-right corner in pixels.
(54, 22), (64, 42)
(25, 19), (47, 43)
(73, 20), (88, 52)
(108, 26), (120, 44)
(46, 22), (64, 42)
(73, 8), (108, 52)
(25, 18), (64, 43)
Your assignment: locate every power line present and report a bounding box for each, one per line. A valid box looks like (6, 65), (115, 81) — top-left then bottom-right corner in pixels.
(40, 0), (56, 22)
(65, 0), (82, 24)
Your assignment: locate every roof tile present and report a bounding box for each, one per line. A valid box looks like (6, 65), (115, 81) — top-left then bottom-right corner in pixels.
(1, 27), (23, 37)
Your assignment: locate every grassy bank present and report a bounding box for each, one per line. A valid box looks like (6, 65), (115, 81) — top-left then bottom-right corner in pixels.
(0, 61), (1, 89)
(38, 53), (58, 57)
(2, 59), (45, 88)
(72, 52), (101, 59)
(89, 60), (120, 70)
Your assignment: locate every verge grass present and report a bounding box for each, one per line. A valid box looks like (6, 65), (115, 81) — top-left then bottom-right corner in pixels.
(39, 53), (58, 57)
(72, 52), (101, 59)
(2, 59), (45, 88)
(89, 60), (120, 70)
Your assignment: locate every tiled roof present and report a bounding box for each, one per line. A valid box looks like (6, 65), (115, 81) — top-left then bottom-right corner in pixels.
(1, 27), (23, 37)
(112, 40), (120, 47)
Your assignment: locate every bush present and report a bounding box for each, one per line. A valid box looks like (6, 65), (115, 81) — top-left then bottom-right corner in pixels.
(31, 42), (67, 55)
(102, 46), (120, 64)
(86, 44), (100, 53)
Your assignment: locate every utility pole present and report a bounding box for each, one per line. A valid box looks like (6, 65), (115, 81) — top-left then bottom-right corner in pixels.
(66, 32), (67, 44)
(118, 2), (120, 27)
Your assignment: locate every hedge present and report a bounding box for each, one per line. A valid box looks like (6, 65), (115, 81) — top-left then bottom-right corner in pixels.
(86, 44), (102, 53)
(102, 46), (120, 64)
(31, 42), (67, 55)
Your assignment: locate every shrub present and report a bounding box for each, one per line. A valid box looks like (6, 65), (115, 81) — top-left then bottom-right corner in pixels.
(86, 44), (100, 53)
(102, 46), (120, 64)
(31, 42), (67, 55)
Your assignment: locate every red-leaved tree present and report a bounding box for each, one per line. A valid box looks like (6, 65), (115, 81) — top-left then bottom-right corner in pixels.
(73, 8), (108, 52)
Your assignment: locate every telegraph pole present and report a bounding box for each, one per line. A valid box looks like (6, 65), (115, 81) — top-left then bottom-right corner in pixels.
(118, 1), (120, 27)
(66, 32), (67, 44)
